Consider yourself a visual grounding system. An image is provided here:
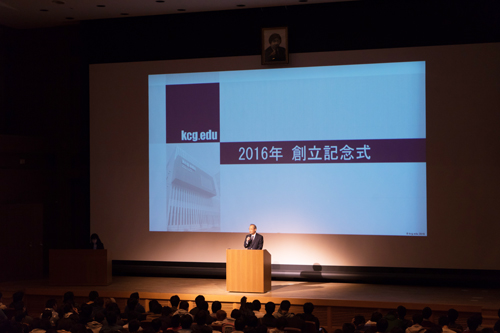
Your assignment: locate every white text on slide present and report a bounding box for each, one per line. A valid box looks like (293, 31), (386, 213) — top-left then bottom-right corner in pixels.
(181, 130), (218, 142)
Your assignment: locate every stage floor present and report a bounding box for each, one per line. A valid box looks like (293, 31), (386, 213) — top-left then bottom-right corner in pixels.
(1, 276), (499, 309)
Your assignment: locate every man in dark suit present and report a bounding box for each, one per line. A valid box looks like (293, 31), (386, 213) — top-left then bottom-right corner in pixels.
(244, 224), (264, 250)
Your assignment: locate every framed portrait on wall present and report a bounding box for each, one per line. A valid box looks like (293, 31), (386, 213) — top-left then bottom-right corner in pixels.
(261, 27), (289, 65)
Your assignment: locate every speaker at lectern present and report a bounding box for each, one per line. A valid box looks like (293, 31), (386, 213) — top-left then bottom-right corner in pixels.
(226, 249), (271, 293)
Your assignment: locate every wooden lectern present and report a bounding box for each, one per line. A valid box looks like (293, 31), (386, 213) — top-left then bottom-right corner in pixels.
(49, 249), (112, 285)
(226, 249), (271, 293)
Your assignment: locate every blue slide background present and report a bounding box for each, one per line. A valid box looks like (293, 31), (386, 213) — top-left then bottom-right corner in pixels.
(149, 62), (427, 236)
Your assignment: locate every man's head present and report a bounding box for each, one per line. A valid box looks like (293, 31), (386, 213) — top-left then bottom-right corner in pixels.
(128, 320), (141, 333)
(212, 301), (222, 313)
(279, 300), (291, 313)
(353, 315), (365, 326)
(376, 319), (388, 333)
(397, 306), (407, 319)
(343, 323), (355, 333)
(447, 309), (459, 323)
(45, 298), (57, 310)
(249, 224), (257, 235)
(128, 298), (138, 311)
(235, 317), (246, 331)
(195, 295), (205, 307)
(231, 309), (242, 319)
(253, 300), (261, 311)
(181, 314), (193, 329)
(179, 300), (189, 310)
(149, 300), (162, 314)
(370, 312), (383, 322)
(170, 295), (180, 307)
(265, 302), (275, 315)
(199, 301), (209, 311)
(303, 302), (314, 315)
(467, 315), (481, 332)
(438, 316), (449, 327)
(423, 307), (432, 320)
(216, 310), (227, 321)
(195, 310), (208, 326)
(412, 313), (424, 325)
(89, 291), (99, 302)
(268, 33), (282, 49)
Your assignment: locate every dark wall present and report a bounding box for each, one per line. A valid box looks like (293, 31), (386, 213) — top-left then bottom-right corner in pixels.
(82, 0), (500, 64)
(0, 0), (499, 280)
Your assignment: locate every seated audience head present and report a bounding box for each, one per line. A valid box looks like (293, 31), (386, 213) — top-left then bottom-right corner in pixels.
(438, 316), (449, 327)
(425, 329), (442, 333)
(265, 302), (276, 315)
(377, 319), (389, 333)
(262, 315), (277, 328)
(413, 314), (424, 325)
(212, 301), (222, 314)
(195, 295), (206, 307)
(247, 315), (259, 328)
(80, 304), (93, 322)
(276, 317), (287, 330)
(12, 291), (25, 303)
(95, 312), (105, 323)
(280, 300), (291, 313)
(467, 315), (481, 331)
(447, 309), (459, 323)
(149, 300), (162, 314)
(63, 291), (74, 304)
(253, 300), (261, 311)
(106, 311), (118, 326)
(397, 306), (407, 319)
(151, 318), (162, 332)
(231, 309), (242, 319)
(129, 319), (141, 333)
(371, 312), (383, 323)
(63, 302), (75, 315)
(130, 292), (140, 300)
(31, 318), (52, 331)
(180, 300), (189, 311)
(216, 310), (227, 321)
(41, 310), (52, 320)
(422, 307), (433, 320)
(171, 314), (181, 328)
(170, 295), (181, 308)
(181, 314), (193, 329)
(303, 302), (314, 315)
(106, 300), (121, 315)
(353, 315), (365, 327)
(58, 316), (73, 331)
(94, 297), (104, 308)
(89, 290), (99, 302)
(162, 306), (172, 316)
(128, 297), (139, 311)
(235, 317), (246, 331)
(343, 323), (355, 333)
(45, 298), (57, 310)
(199, 300), (209, 311)
(128, 310), (140, 321)
(200, 326), (214, 333)
(195, 310), (208, 326)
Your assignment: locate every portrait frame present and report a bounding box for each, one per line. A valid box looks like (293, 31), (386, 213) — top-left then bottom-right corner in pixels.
(261, 27), (289, 65)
